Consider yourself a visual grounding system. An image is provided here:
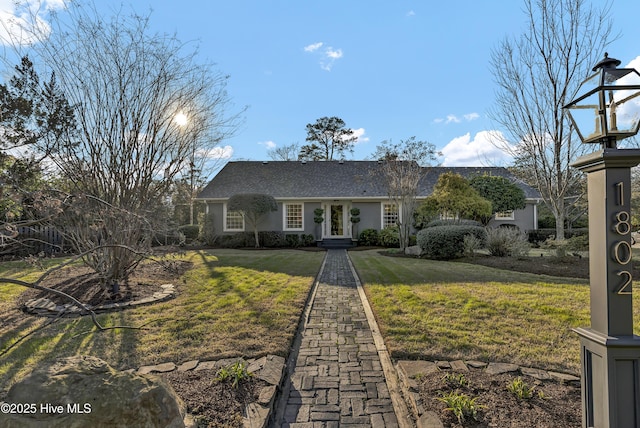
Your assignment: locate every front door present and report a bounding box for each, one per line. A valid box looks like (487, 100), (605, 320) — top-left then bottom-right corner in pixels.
(330, 204), (344, 236)
(324, 203), (349, 238)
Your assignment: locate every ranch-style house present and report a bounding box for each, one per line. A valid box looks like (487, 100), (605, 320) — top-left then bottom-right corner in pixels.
(196, 161), (541, 245)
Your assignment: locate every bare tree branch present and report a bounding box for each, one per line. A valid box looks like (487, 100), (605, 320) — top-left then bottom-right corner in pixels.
(489, 0), (616, 239)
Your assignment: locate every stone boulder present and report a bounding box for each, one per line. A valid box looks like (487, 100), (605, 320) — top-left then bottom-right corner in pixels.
(405, 245), (422, 256)
(1, 355), (185, 428)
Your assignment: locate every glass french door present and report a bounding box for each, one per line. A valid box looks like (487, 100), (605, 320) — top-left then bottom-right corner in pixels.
(324, 203), (349, 238)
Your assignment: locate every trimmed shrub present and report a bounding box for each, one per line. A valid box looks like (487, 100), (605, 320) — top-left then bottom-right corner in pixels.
(486, 227), (530, 257)
(418, 225), (487, 260)
(565, 234), (589, 251)
(300, 234), (315, 247)
(426, 219), (483, 228)
(285, 234), (300, 248)
(217, 232), (252, 248)
(259, 231), (287, 247)
(379, 226), (400, 248)
(359, 228), (379, 246)
(527, 228), (588, 246)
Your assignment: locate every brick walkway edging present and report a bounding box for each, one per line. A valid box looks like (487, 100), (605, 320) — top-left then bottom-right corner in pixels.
(274, 249), (413, 427)
(345, 252), (415, 428)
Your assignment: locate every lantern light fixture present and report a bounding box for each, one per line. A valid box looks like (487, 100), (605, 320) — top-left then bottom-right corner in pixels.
(564, 53), (640, 148)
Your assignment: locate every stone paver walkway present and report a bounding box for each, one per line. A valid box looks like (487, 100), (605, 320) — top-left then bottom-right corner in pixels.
(278, 249), (400, 427)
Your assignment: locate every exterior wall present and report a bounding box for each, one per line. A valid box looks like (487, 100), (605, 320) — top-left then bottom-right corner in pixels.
(488, 200), (538, 231)
(208, 199), (539, 238)
(206, 202), (225, 235)
(211, 201), (322, 236)
(353, 202), (383, 231)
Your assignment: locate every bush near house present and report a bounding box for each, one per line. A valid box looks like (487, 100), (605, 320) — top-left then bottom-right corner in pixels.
(418, 225), (487, 260)
(358, 229), (379, 246)
(378, 226), (400, 248)
(527, 228), (588, 246)
(214, 232), (317, 249)
(425, 219), (484, 228)
(486, 227), (530, 257)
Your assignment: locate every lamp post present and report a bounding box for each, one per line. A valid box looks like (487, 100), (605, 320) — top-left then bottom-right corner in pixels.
(564, 53), (640, 428)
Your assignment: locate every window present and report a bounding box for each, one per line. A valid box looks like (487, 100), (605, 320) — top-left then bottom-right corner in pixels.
(382, 203), (399, 229)
(284, 203), (304, 231)
(495, 210), (515, 220)
(224, 204), (244, 231)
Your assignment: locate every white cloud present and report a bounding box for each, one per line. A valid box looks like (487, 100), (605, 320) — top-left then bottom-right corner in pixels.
(440, 131), (514, 166)
(0, 0), (65, 46)
(406, 10), (416, 17)
(304, 42), (323, 52)
(625, 56), (640, 70)
(258, 140), (277, 149)
(434, 112), (481, 125)
(325, 48), (343, 59)
(350, 128), (369, 144)
(198, 145), (234, 159)
(304, 41), (344, 71)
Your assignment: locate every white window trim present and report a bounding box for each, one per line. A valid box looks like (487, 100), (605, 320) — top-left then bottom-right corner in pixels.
(283, 202), (305, 231)
(381, 202), (400, 229)
(495, 210), (515, 220)
(223, 203), (245, 232)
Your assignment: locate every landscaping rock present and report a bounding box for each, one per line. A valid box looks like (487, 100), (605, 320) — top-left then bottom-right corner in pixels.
(138, 362), (176, 375)
(418, 411), (444, 428)
(177, 360), (199, 372)
(520, 366), (552, 380)
(1, 355), (185, 428)
(449, 360), (469, 372)
(466, 360), (488, 369)
(405, 245), (422, 256)
(253, 355), (285, 385)
(485, 362), (519, 375)
(548, 371), (581, 384)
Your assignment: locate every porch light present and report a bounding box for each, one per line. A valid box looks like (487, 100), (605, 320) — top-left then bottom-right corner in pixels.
(564, 53), (640, 148)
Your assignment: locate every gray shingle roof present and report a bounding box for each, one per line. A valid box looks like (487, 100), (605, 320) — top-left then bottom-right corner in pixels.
(196, 161), (541, 200)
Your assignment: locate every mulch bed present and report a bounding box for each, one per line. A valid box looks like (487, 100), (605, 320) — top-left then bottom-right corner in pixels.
(16, 259), (192, 308)
(456, 253), (640, 280)
(162, 369), (267, 428)
(418, 369), (581, 427)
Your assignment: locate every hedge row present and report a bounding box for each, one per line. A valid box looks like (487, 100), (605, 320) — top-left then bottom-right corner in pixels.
(528, 228), (588, 245)
(417, 225), (487, 260)
(216, 231), (316, 248)
(358, 227), (417, 248)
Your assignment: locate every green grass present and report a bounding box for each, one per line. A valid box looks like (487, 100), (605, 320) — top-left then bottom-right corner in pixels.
(0, 249), (324, 393)
(349, 250), (640, 374)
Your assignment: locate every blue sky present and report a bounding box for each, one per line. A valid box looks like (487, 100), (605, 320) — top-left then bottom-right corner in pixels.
(3, 0), (640, 171)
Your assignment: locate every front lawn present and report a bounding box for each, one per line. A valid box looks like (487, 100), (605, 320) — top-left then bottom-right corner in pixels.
(0, 249), (324, 395)
(349, 250), (640, 374)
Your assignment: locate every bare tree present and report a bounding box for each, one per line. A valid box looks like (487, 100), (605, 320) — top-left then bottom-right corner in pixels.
(5, 2), (242, 287)
(372, 137), (438, 251)
(489, 0), (615, 240)
(268, 143), (300, 161)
